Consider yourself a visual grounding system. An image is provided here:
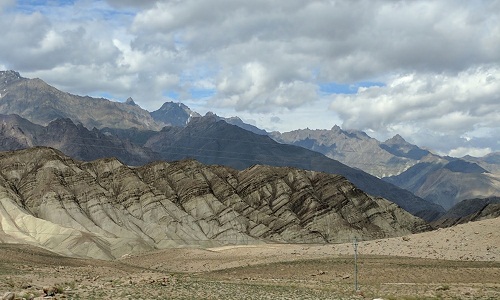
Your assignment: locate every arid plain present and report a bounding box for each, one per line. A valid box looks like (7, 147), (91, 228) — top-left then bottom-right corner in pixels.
(1, 217), (499, 300)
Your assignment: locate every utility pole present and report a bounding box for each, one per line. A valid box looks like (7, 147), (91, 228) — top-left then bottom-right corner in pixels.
(353, 237), (359, 292)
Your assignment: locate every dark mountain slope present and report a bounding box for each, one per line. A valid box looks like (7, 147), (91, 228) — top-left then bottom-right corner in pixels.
(144, 115), (444, 221)
(0, 114), (158, 165)
(384, 160), (500, 210)
(432, 197), (500, 228)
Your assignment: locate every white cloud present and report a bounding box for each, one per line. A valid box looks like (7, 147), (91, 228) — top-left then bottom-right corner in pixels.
(330, 66), (500, 155)
(331, 66), (500, 132)
(0, 0), (499, 155)
(448, 147), (492, 158)
(0, 0), (13, 12)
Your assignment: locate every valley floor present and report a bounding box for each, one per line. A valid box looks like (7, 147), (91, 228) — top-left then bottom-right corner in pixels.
(1, 217), (499, 299)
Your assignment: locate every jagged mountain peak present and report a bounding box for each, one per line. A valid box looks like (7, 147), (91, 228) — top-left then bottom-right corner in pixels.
(0, 70), (22, 82)
(150, 101), (201, 127)
(125, 97), (137, 106)
(384, 134), (408, 145)
(331, 124), (342, 132)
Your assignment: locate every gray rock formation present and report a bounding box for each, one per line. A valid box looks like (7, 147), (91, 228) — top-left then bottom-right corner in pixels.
(0, 147), (429, 260)
(384, 160), (500, 210)
(271, 127), (434, 178)
(0, 71), (161, 130)
(432, 197), (500, 228)
(150, 101), (201, 127)
(0, 114), (159, 165)
(0, 113), (444, 220)
(144, 115), (444, 221)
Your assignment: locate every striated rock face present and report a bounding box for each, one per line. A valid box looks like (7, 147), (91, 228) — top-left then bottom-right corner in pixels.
(0, 147), (429, 260)
(144, 115), (445, 221)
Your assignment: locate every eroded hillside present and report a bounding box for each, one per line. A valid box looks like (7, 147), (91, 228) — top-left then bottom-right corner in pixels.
(0, 147), (428, 259)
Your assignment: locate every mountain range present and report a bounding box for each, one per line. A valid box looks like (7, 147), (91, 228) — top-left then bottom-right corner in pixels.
(1, 70), (499, 221)
(270, 127), (500, 210)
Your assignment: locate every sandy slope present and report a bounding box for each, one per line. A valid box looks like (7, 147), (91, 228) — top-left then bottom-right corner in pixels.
(120, 217), (500, 274)
(1, 217), (499, 299)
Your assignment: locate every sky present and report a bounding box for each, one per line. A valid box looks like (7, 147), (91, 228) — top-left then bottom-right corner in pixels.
(0, 0), (499, 157)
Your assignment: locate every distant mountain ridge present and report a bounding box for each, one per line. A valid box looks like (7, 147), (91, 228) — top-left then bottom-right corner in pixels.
(0, 70), (161, 130)
(271, 126), (500, 210)
(271, 127), (439, 178)
(0, 114), (158, 165)
(383, 159), (500, 210)
(3, 70), (499, 218)
(432, 197), (500, 228)
(0, 113), (444, 221)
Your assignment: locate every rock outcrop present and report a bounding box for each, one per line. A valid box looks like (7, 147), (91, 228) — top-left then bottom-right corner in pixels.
(0, 147), (429, 260)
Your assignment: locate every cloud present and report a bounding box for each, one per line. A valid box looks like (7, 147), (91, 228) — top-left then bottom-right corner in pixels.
(330, 66), (500, 153)
(0, 0), (14, 12)
(448, 147), (493, 158)
(105, 0), (157, 9)
(330, 66), (500, 132)
(1, 0), (499, 155)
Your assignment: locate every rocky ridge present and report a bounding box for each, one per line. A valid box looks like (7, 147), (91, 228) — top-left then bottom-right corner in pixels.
(0, 114), (158, 165)
(271, 127), (435, 178)
(0, 147), (429, 260)
(384, 160), (500, 210)
(0, 70), (161, 130)
(0, 113), (444, 221)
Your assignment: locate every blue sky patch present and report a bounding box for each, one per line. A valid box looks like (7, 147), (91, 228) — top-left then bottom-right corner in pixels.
(164, 91), (179, 100)
(319, 81), (385, 95)
(190, 88), (216, 99)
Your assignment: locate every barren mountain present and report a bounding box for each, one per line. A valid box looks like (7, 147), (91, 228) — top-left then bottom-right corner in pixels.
(463, 152), (500, 174)
(0, 113), (443, 220)
(150, 101), (201, 127)
(0, 70), (161, 130)
(143, 115), (444, 221)
(0, 147), (429, 260)
(432, 197), (500, 228)
(271, 126), (500, 211)
(384, 160), (500, 210)
(0, 114), (158, 165)
(271, 127), (435, 178)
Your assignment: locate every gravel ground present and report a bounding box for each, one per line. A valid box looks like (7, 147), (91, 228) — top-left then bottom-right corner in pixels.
(1, 217), (499, 299)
